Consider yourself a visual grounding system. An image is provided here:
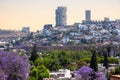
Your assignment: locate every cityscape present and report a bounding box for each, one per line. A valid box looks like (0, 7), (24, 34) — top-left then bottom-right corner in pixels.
(0, 0), (120, 80)
(1, 6), (120, 47)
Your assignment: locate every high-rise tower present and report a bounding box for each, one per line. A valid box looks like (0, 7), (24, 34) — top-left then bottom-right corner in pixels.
(55, 6), (67, 26)
(85, 10), (91, 22)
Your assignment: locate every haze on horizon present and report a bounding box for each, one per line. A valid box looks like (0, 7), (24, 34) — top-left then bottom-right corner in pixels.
(0, 0), (120, 31)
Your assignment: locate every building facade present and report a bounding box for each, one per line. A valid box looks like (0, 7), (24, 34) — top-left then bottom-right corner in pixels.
(55, 6), (67, 27)
(22, 27), (30, 33)
(85, 10), (91, 22)
(104, 17), (110, 22)
(44, 24), (52, 30)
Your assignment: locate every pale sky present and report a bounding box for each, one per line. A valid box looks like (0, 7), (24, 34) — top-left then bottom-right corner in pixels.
(0, 0), (120, 31)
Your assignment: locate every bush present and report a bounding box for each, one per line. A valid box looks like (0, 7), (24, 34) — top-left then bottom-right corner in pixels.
(81, 58), (91, 63)
(108, 58), (118, 64)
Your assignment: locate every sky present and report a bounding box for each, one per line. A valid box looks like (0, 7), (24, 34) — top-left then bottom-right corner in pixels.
(0, 0), (120, 31)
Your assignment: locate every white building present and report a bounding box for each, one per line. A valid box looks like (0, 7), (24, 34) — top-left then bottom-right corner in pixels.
(50, 69), (71, 79)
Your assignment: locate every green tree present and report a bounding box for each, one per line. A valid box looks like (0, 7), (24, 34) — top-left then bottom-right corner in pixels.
(90, 50), (98, 71)
(48, 59), (61, 71)
(29, 44), (40, 63)
(43, 58), (61, 71)
(58, 51), (71, 68)
(107, 45), (111, 57)
(37, 65), (50, 80)
(34, 58), (44, 67)
(29, 65), (50, 80)
(103, 52), (108, 69)
(30, 68), (38, 80)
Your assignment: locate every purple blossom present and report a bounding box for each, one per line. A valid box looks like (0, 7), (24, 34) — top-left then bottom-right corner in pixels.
(0, 50), (30, 80)
(95, 72), (106, 80)
(75, 66), (106, 80)
(78, 66), (93, 78)
(0, 67), (5, 79)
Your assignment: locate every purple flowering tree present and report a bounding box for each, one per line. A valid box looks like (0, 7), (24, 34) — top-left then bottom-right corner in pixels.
(75, 66), (106, 80)
(0, 50), (30, 80)
(0, 67), (5, 79)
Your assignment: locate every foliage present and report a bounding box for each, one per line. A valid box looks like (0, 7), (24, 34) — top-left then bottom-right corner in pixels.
(103, 52), (108, 69)
(43, 50), (72, 71)
(57, 51), (67, 67)
(28, 49), (118, 72)
(77, 60), (88, 69)
(29, 44), (40, 63)
(67, 64), (77, 71)
(37, 65), (50, 80)
(39, 50), (118, 71)
(111, 66), (120, 75)
(108, 57), (118, 64)
(43, 57), (61, 71)
(81, 58), (91, 63)
(0, 50), (30, 80)
(75, 66), (106, 80)
(0, 67), (5, 79)
(34, 58), (44, 67)
(81, 57), (118, 64)
(107, 45), (111, 57)
(77, 66), (93, 78)
(42, 50), (92, 71)
(90, 50), (98, 71)
(30, 68), (38, 79)
(29, 65), (50, 80)
(47, 59), (61, 71)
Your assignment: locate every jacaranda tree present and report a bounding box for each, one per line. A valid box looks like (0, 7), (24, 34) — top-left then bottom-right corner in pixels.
(75, 66), (106, 80)
(0, 50), (30, 80)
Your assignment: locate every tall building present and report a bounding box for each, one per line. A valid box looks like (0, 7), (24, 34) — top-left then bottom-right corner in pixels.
(85, 10), (91, 22)
(55, 6), (67, 26)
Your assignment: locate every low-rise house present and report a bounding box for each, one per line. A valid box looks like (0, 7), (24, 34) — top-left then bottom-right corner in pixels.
(50, 69), (71, 80)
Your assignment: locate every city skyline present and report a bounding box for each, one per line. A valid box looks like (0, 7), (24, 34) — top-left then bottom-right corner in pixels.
(0, 0), (120, 31)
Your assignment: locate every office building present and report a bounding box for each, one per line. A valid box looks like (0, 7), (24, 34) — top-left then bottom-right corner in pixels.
(85, 10), (91, 22)
(55, 6), (67, 26)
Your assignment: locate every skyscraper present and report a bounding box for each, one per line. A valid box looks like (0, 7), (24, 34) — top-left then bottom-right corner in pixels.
(85, 10), (91, 22)
(55, 6), (67, 26)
